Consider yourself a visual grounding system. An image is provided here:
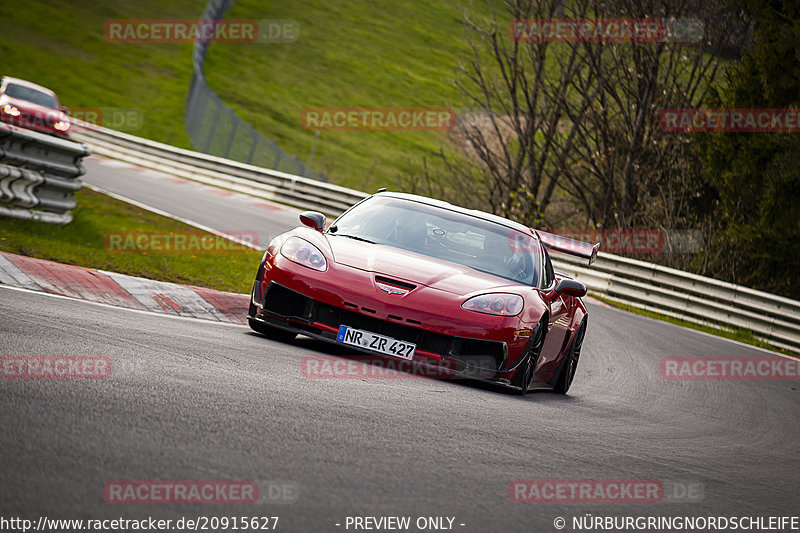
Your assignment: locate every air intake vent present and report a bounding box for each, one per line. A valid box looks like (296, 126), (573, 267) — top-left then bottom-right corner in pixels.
(375, 276), (416, 291)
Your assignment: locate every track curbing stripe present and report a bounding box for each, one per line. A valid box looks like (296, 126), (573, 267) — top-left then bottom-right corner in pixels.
(0, 252), (247, 325)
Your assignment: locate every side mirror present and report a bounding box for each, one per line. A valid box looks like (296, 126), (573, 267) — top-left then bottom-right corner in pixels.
(553, 278), (587, 298)
(61, 106), (70, 115)
(299, 211), (325, 232)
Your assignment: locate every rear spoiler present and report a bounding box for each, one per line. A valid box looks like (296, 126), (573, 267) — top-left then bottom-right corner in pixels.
(535, 230), (600, 266)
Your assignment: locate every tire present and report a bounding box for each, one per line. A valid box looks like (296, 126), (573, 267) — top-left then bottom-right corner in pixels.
(248, 316), (297, 343)
(511, 320), (546, 395)
(553, 318), (587, 395)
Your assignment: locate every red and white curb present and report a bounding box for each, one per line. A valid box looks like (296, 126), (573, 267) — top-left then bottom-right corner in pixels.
(0, 252), (249, 324)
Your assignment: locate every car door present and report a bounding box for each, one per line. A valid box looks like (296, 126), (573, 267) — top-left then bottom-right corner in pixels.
(532, 247), (570, 386)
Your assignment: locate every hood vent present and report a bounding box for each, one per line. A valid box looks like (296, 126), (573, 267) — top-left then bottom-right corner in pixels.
(375, 275), (416, 291)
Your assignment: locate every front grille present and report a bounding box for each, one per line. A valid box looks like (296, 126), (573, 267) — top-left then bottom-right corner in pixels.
(20, 113), (54, 126)
(315, 301), (452, 355)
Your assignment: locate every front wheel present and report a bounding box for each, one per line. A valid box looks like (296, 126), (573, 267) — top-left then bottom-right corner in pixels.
(511, 320), (546, 395)
(553, 318), (587, 395)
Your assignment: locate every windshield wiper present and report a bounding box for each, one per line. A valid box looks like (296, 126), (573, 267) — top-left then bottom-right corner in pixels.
(333, 233), (375, 244)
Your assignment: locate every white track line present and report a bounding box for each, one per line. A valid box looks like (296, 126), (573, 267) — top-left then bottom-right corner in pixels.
(83, 183), (264, 250)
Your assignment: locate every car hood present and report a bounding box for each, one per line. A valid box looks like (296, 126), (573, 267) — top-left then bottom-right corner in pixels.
(326, 234), (520, 295)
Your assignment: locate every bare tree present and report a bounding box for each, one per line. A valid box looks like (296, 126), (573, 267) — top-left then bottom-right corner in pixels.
(557, 0), (724, 230)
(403, 0), (727, 239)
(403, 0), (595, 227)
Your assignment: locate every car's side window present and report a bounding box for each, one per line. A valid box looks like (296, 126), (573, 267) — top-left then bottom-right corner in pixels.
(541, 247), (555, 289)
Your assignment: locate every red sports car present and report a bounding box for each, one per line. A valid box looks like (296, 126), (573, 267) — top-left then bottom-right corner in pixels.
(0, 77), (71, 138)
(248, 192), (599, 394)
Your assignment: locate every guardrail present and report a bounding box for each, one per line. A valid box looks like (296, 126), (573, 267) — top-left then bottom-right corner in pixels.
(551, 251), (800, 353)
(0, 122), (90, 224)
(72, 125), (364, 217)
(72, 124), (800, 353)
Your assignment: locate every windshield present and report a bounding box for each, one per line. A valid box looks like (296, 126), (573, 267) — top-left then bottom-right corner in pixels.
(331, 196), (540, 286)
(4, 84), (59, 108)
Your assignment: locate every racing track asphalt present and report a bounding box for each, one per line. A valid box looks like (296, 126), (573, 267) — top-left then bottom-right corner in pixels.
(0, 160), (797, 531)
(81, 157), (301, 249)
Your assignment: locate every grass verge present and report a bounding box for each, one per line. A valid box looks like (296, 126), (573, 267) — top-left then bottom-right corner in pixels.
(592, 293), (799, 358)
(0, 188), (260, 294)
(203, 0), (503, 191)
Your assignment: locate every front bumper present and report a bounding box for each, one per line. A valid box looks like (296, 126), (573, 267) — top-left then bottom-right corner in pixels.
(250, 280), (525, 386)
(0, 115), (68, 138)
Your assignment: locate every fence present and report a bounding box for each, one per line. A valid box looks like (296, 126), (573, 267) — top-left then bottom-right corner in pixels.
(185, 0), (325, 181)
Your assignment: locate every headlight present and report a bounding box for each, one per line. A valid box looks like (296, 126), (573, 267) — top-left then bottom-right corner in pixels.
(280, 237), (327, 271)
(2, 104), (21, 117)
(462, 293), (524, 316)
(53, 121), (70, 131)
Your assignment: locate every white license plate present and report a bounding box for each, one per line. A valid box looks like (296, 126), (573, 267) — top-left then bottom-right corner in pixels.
(336, 326), (416, 360)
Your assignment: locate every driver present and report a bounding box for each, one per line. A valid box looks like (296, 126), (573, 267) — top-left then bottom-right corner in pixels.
(482, 235), (512, 277)
(392, 215), (429, 253)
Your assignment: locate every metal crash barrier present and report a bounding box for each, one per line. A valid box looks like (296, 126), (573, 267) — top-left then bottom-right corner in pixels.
(0, 122), (90, 224)
(550, 251), (800, 353)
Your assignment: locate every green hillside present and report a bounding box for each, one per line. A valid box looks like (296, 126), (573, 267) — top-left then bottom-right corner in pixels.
(203, 0), (486, 190)
(2, 0), (497, 190)
(0, 0), (203, 147)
